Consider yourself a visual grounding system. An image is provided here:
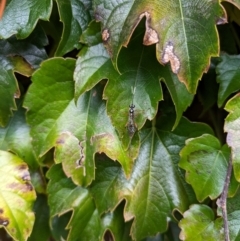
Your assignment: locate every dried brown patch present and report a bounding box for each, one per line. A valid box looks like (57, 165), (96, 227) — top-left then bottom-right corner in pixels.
(102, 29), (110, 42)
(0, 217), (9, 226)
(162, 42), (180, 74)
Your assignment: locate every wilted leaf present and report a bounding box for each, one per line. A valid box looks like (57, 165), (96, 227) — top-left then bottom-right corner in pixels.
(94, 0), (226, 93)
(0, 151), (36, 241)
(216, 53), (240, 107)
(91, 114), (213, 240)
(55, 0), (91, 56)
(224, 94), (240, 181)
(0, 100), (38, 169)
(0, 0), (52, 39)
(179, 134), (230, 202)
(179, 204), (224, 241)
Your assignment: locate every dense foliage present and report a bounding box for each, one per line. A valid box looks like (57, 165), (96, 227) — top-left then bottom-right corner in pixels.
(1, 0), (240, 240)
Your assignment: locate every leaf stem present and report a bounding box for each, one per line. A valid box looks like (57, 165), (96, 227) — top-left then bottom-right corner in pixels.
(217, 156), (232, 241)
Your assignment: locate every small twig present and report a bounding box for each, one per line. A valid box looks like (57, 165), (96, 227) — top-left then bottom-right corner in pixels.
(217, 156), (232, 241)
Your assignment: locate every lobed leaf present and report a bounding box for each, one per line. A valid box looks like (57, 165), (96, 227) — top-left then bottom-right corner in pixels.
(94, 0), (226, 93)
(55, 0), (91, 56)
(47, 164), (131, 241)
(0, 0), (52, 39)
(179, 204), (224, 241)
(0, 151), (36, 241)
(0, 100), (38, 169)
(179, 134), (230, 202)
(91, 114), (213, 240)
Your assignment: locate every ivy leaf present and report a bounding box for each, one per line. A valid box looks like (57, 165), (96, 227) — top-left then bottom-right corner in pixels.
(0, 0), (52, 39)
(94, 0), (226, 93)
(216, 53), (240, 107)
(0, 151), (36, 241)
(91, 115), (213, 240)
(47, 164), (131, 241)
(179, 134), (230, 202)
(55, 0), (91, 56)
(24, 58), (136, 185)
(224, 94), (240, 181)
(0, 26), (48, 127)
(179, 204), (224, 241)
(0, 100), (38, 170)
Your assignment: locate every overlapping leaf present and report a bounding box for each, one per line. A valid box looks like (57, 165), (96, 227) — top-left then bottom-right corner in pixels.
(55, 0), (91, 56)
(179, 204), (224, 241)
(24, 58), (137, 185)
(179, 134), (230, 202)
(90, 114), (213, 240)
(0, 151), (36, 241)
(0, 26), (48, 127)
(216, 53), (240, 107)
(94, 0), (226, 93)
(0, 100), (38, 169)
(0, 0), (52, 39)
(47, 164), (131, 241)
(224, 94), (240, 181)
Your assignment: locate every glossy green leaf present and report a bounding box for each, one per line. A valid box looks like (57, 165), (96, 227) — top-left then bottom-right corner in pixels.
(0, 100), (38, 170)
(179, 204), (224, 241)
(55, 0), (91, 56)
(0, 26), (48, 127)
(0, 65), (18, 127)
(216, 53), (240, 107)
(0, 151), (36, 241)
(0, 0), (52, 39)
(24, 58), (136, 185)
(91, 114), (213, 240)
(94, 0), (226, 93)
(224, 94), (240, 181)
(47, 164), (131, 241)
(179, 134), (230, 202)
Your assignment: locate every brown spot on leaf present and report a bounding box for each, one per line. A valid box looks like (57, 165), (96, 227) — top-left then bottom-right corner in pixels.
(22, 173), (31, 182)
(0, 218), (9, 226)
(56, 138), (65, 144)
(162, 42), (180, 74)
(102, 29), (110, 42)
(0, 209), (3, 214)
(16, 164), (28, 171)
(139, 12), (159, 45)
(25, 182), (33, 191)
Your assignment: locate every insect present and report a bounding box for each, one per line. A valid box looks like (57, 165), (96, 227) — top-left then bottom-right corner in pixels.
(127, 103), (137, 137)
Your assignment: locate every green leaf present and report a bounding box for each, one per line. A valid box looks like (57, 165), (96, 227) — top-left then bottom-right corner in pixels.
(94, 0), (226, 93)
(24, 58), (135, 185)
(0, 26), (48, 127)
(0, 65), (18, 127)
(91, 115), (213, 240)
(74, 43), (116, 100)
(179, 134), (230, 202)
(47, 164), (131, 241)
(55, 0), (91, 56)
(224, 94), (240, 181)
(179, 204), (224, 241)
(216, 53), (240, 107)
(0, 100), (38, 170)
(0, 151), (36, 241)
(0, 0), (52, 39)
